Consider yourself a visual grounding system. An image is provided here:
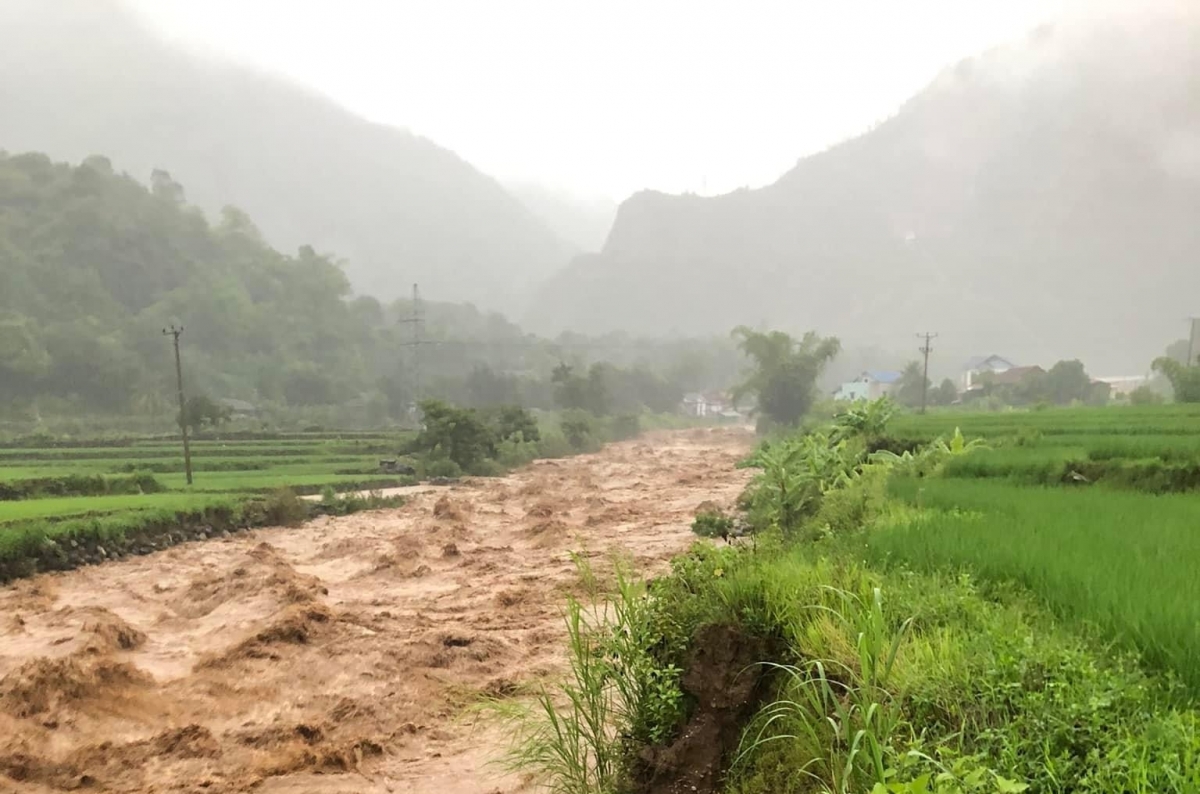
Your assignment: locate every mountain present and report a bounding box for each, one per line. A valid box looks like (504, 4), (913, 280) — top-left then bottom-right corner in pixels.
(0, 150), (384, 412)
(0, 151), (742, 423)
(505, 183), (618, 252)
(528, 6), (1200, 374)
(0, 0), (571, 313)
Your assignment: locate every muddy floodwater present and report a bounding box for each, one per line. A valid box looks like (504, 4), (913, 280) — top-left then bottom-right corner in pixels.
(0, 428), (753, 793)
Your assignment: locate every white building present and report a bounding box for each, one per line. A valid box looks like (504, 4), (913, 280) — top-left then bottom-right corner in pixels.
(961, 355), (1017, 391)
(833, 371), (901, 402)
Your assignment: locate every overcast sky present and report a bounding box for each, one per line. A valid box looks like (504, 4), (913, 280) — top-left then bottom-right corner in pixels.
(128, 0), (1096, 201)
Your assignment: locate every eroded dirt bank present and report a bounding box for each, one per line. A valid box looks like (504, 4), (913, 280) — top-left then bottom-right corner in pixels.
(0, 428), (753, 794)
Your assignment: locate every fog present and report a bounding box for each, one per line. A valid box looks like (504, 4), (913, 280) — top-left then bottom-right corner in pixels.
(0, 0), (1197, 401)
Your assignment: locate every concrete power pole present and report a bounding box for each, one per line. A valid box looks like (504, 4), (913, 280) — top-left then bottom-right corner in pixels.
(162, 325), (193, 485)
(917, 332), (939, 414)
(399, 284), (426, 421)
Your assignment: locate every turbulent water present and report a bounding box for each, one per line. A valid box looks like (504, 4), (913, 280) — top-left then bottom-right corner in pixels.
(0, 428), (752, 793)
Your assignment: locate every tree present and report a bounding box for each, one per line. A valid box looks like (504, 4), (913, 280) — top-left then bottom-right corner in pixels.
(465, 364), (520, 407)
(1129, 384), (1165, 405)
(488, 405), (540, 444)
(551, 362), (611, 415)
(731, 327), (840, 428)
(931, 378), (958, 406)
(150, 168), (185, 204)
(892, 361), (929, 408)
(1152, 357), (1200, 403)
(551, 363), (588, 411)
(411, 399), (496, 470)
(1164, 339), (1194, 366)
(0, 314), (49, 401)
(1043, 360), (1092, 404)
(179, 395), (231, 431)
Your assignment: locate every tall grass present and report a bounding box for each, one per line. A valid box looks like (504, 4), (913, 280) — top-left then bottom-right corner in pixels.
(871, 478), (1200, 691)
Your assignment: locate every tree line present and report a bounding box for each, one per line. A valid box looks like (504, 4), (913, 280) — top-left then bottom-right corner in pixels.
(0, 151), (740, 427)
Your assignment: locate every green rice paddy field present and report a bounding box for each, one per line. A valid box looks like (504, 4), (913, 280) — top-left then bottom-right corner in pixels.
(868, 404), (1200, 690)
(0, 431), (417, 566)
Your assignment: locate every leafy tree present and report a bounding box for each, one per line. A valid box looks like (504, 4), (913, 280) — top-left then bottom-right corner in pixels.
(552, 362), (612, 415)
(465, 364), (521, 407)
(731, 327), (840, 428)
(1129, 384), (1165, 405)
(560, 409), (600, 452)
(179, 395), (231, 431)
(931, 378), (958, 406)
(1152, 358), (1200, 403)
(283, 366), (340, 406)
(0, 314), (48, 401)
(1164, 339), (1195, 366)
(1043, 360), (1092, 404)
(488, 405), (540, 443)
(411, 399), (496, 470)
(551, 363), (588, 412)
(892, 361), (929, 408)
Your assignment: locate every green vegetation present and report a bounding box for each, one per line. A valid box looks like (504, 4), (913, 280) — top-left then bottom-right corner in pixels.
(0, 151), (744, 437)
(0, 429), (423, 580)
(870, 479), (1200, 688)
(1152, 357), (1200, 403)
(731, 327), (840, 430)
(505, 399), (1200, 794)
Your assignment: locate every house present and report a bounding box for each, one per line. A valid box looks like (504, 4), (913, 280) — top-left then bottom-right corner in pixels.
(1092, 375), (1147, 397)
(961, 355), (1018, 391)
(218, 398), (258, 418)
(987, 365), (1045, 386)
(833, 371), (901, 402)
(682, 392), (732, 417)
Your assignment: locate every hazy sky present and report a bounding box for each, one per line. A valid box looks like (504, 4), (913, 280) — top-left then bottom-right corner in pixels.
(128, 0), (1093, 200)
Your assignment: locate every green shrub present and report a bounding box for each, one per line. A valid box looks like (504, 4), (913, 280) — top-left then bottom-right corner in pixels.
(467, 458), (506, 477)
(691, 509), (734, 539)
(560, 409), (602, 453)
(496, 439), (539, 468)
(262, 488), (310, 526)
(535, 431), (575, 460)
(409, 399), (496, 470)
(488, 405), (541, 443)
(1129, 384), (1165, 405)
(424, 458), (463, 479)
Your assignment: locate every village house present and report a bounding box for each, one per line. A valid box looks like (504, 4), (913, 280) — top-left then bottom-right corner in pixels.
(217, 398), (258, 419)
(961, 354), (1018, 391)
(1092, 375), (1148, 397)
(682, 392), (732, 417)
(833, 371), (901, 402)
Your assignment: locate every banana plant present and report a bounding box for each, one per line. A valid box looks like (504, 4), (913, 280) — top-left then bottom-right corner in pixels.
(831, 397), (898, 442)
(930, 427), (989, 457)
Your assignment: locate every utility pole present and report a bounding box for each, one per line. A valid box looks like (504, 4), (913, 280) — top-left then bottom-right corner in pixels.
(162, 325), (193, 485)
(399, 284), (426, 419)
(917, 332), (938, 414)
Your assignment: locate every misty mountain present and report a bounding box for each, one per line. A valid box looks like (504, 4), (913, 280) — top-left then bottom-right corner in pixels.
(505, 183), (618, 252)
(0, 0), (571, 313)
(528, 9), (1200, 374)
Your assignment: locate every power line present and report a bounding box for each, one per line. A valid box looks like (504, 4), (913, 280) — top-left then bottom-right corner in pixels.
(162, 324), (193, 485)
(917, 332), (938, 414)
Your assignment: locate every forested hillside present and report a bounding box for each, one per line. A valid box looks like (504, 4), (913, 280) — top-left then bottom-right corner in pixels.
(0, 0), (571, 313)
(0, 153), (738, 425)
(529, 7), (1200, 373)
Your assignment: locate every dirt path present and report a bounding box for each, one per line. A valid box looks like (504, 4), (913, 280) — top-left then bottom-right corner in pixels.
(0, 428), (753, 794)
